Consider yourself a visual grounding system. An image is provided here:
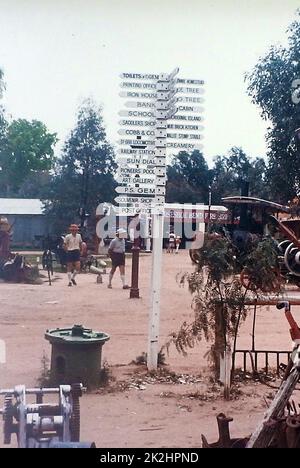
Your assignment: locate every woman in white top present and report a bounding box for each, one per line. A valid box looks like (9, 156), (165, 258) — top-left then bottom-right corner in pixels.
(63, 224), (82, 287)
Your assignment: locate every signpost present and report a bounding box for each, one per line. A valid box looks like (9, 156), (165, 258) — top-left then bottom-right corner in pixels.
(116, 68), (205, 366)
(147, 68), (179, 371)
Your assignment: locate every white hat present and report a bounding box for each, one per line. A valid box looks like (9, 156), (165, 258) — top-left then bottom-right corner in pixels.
(116, 228), (127, 235)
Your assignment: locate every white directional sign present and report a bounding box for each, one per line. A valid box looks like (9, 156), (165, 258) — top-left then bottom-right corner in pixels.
(167, 133), (203, 140)
(119, 91), (157, 100)
(118, 128), (155, 136)
(176, 87), (205, 94)
(167, 142), (203, 150)
(124, 101), (156, 109)
(120, 73), (159, 80)
(119, 110), (156, 118)
(119, 119), (156, 127)
(167, 124), (204, 131)
(115, 196), (154, 204)
(117, 157), (156, 166)
(177, 78), (204, 85)
(176, 96), (204, 104)
(115, 186), (156, 195)
(120, 81), (157, 90)
(117, 166), (155, 175)
(172, 114), (203, 121)
(117, 206), (152, 216)
(117, 149), (155, 158)
(116, 176), (156, 185)
(118, 138), (154, 146)
(176, 105), (202, 112)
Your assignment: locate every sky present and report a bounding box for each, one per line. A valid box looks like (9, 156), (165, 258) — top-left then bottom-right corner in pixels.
(0, 0), (299, 166)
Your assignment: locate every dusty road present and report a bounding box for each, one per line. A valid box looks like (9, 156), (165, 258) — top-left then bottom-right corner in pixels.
(0, 250), (297, 447)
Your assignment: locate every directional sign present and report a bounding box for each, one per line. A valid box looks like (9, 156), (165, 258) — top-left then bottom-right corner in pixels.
(119, 119), (156, 127)
(115, 196), (154, 204)
(167, 142), (204, 150)
(116, 148), (155, 156)
(117, 166), (155, 175)
(120, 72), (159, 80)
(115, 186), (156, 195)
(117, 206), (152, 216)
(176, 87), (205, 94)
(119, 110), (156, 118)
(177, 78), (204, 85)
(116, 176), (155, 185)
(177, 96), (204, 104)
(167, 133), (203, 140)
(120, 82), (157, 90)
(172, 114), (203, 121)
(117, 157), (156, 166)
(167, 124), (204, 131)
(168, 67), (180, 81)
(118, 128), (155, 136)
(118, 138), (154, 146)
(119, 91), (157, 100)
(177, 105), (202, 113)
(124, 101), (156, 109)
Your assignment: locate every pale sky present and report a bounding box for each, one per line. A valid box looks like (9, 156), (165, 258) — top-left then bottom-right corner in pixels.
(0, 0), (299, 165)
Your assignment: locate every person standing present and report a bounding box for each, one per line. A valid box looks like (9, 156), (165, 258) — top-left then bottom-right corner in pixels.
(167, 231), (176, 253)
(175, 235), (181, 254)
(63, 224), (82, 287)
(107, 228), (130, 289)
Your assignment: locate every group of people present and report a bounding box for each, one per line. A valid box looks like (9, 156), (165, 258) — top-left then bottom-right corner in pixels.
(64, 224), (129, 289)
(167, 232), (181, 253)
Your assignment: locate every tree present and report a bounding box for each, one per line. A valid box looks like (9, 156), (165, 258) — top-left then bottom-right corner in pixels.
(0, 119), (57, 196)
(166, 150), (212, 203)
(45, 99), (116, 233)
(211, 147), (269, 203)
(0, 68), (7, 183)
(246, 9), (300, 202)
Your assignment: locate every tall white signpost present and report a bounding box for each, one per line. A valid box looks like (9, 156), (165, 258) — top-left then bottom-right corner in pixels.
(147, 68), (179, 370)
(116, 70), (205, 369)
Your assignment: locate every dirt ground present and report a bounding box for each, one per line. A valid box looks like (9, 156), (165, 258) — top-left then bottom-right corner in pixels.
(0, 250), (298, 448)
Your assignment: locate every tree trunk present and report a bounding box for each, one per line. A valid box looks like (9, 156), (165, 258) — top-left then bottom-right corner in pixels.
(214, 304), (226, 379)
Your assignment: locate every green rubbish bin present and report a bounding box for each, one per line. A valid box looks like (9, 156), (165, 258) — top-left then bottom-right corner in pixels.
(45, 324), (110, 389)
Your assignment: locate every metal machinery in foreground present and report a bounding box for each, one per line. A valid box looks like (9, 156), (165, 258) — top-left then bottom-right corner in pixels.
(0, 383), (95, 448)
(203, 302), (300, 448)
(203, 344), (300, 448)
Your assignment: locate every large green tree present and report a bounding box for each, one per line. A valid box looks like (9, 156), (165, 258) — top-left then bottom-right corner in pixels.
(211, 147), (269, 203)
(0, 119), (57, 196)
(246, 9), (300, 202)
(166, 147), (268, 205)
(45, 99), (116, 233)
(166, 150), (212, 203)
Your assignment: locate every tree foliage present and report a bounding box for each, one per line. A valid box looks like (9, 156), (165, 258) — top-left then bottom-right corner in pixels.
(167, 235), (280, 377)
(166, 150), (212, 203)
(246, 9), (300, 201)
(211, 147), (269, 203)
(44, 99), (117, 233)
(0, 119), (57, 196)
(166, 147), (268, 204)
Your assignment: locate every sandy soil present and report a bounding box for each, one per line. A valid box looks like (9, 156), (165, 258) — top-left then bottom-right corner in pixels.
(0, 250), (298, 448)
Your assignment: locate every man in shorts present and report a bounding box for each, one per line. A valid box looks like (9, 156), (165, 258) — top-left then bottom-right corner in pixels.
(107, 228), (129, 289)
(63, 224), (82, 287)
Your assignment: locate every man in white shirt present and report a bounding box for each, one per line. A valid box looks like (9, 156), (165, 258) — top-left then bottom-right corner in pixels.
(63, 224), (82, 287)
(107, 228), (129, 289)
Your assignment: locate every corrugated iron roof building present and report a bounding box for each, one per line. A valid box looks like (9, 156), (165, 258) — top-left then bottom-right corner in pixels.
(0, 198), (49, 247)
